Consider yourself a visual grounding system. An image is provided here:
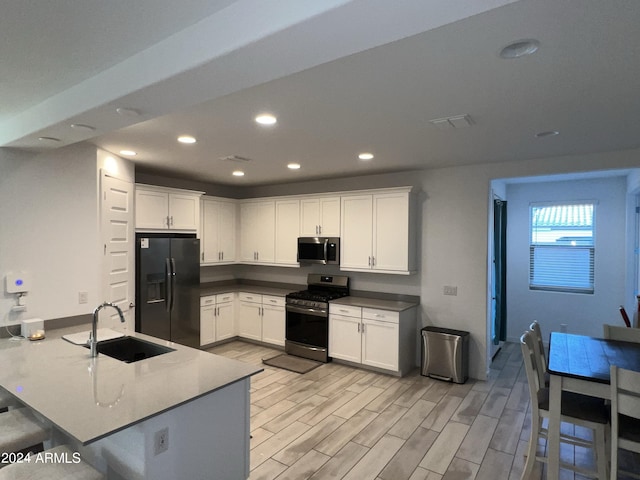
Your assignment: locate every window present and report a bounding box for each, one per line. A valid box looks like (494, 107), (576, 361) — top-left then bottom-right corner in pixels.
(529, 202), (595, 294)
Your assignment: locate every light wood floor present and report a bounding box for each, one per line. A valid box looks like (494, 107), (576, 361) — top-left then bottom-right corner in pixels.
(207, 340), (638, 480)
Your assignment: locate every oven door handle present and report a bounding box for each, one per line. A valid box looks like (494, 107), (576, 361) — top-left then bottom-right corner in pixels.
(286, 305), (327, 317)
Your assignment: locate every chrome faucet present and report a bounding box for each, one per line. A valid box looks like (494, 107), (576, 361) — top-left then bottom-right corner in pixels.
(90, 302), (125, 358)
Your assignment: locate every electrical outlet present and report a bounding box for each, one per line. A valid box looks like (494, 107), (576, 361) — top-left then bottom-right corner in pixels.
(78, 291), (88, 304)
(443, 285), (458, 296)
(154, 427), (169, 456)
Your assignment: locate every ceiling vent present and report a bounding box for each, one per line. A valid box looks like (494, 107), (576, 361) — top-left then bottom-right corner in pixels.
(219, 155), (253, 163)
(429, 114), (474, 130)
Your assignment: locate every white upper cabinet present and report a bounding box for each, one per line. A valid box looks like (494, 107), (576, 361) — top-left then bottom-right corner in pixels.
(201, 197), (237, 264)
(300, 197), (340, 236)
(240, 200), (275, 264)
(340, 187), (416, 274)
(135, 184), (203, 231)
(340, 195), (373, 270)
(275, 199), (300, 265)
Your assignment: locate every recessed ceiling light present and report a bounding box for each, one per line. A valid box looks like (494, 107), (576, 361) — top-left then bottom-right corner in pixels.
(499, 39), (540, 59)
(119, 150), (137, 156)
(255, 114), (277, 125)
(70, 123), (96, 132)
(177, 135), (197, 144)
(116, 107), (140, 117)
(287, 163), (301, 170)
(232, 170), (245, 177)
(535, 130), (559, 138)
(37, 136), (61, 143)
(358, 153), (374, 160)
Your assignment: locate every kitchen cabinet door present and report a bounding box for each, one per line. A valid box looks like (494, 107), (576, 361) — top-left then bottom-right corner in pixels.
(240, 201), (275, 263)
(202, 198), (237, 264)
(169, 193), (200, 230)
(200, 298), (216, 346)
(329, 314), (361, 363)
(300, 197), (341, 236)
(261, 304), (285, 346)
(340, 195), (373, 270)
(238, 301), (261, 341)
(361, 318), (399, 371)
(136, 185), (203, 231)
(136, 189), (169, 229)
(373, 192), (410, 272)
(275, 199), (300, 265)
(216, 301), (235, 341)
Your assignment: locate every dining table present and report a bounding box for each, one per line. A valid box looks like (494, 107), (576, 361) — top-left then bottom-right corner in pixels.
(546, 331), (640, 480)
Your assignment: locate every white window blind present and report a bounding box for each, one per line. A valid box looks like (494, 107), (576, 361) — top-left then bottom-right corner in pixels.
(529, 202), (595, 294)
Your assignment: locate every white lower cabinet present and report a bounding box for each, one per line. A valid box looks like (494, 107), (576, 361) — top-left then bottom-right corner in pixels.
(237, 293), (285, 346)
(329, 303), (416, 375)
(200, 293), (236, 346)
(328, 313), (361, 363)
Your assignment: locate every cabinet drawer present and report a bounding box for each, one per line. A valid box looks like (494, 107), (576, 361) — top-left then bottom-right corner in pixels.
(238, 292), (262, 303)
(329, 304), (362, 318)
(216, 293), (235, 304)
(200, 295), (216, 307)
(362, 308), (399, 323)
(262, 295), (285, 307)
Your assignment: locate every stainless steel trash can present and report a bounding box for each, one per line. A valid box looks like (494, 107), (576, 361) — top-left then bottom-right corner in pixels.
(421, 326), (469, 383)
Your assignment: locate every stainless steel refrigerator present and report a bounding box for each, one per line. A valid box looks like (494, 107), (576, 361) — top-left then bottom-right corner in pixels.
(135, 233), (200, 348)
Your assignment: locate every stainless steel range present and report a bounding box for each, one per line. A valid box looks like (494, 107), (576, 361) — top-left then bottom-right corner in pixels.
(285, 274), (349, 362)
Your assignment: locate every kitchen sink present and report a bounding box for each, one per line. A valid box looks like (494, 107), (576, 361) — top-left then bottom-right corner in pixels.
(87, 336), (175, 363)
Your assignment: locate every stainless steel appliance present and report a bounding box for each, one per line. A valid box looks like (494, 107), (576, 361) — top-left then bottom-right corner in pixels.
(285, 274), (349, 362)
(421, 326), (469, 384)
(297, 237), (340, 265)
(135, 233), (200, 348)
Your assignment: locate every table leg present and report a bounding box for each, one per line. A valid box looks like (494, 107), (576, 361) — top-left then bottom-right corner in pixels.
(547, 374), (562, 480)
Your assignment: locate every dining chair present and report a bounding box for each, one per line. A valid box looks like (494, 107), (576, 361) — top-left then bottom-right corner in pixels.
(520, 331), (609, 480)
(603, 324), (640, 343)
(529, 321), (548, 386)
(0, 444), (104, 479)
(610, 365), (640, 480)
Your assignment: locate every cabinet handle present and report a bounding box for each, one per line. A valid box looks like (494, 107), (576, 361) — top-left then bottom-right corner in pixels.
(166, 215), (170, 228)
(372, 256), (375, 267)
(357, 323), (360, 333)
(170, 216), (174, 226)
(368, 256), (371, 266)
(315, 225), (318, 235)
(221, 251), (224, 261)
(319, 225), (322, 235)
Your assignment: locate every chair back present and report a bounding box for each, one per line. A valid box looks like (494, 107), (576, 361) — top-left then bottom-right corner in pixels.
(529, 321), (547, 385)
(520, 331), (543, 416)
(611, 365), (640, 420)
(603, 324), (640, 343)
(610, 365), (640, 479)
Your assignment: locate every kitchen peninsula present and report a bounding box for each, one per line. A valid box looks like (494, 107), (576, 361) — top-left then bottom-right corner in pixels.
(0, 329), (261, 479)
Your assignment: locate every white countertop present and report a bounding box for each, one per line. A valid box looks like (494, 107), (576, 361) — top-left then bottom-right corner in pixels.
(0, 328), (262, 445)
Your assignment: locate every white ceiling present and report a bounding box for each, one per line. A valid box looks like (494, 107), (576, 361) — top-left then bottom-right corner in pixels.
(2, 0), (640, 186)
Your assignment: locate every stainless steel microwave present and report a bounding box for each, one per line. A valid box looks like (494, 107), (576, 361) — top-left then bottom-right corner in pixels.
(297, 237), (340, 265)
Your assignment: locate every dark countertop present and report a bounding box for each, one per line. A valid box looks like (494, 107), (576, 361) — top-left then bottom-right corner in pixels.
(200, 281), (420, 310)
(330, 295), (418, 312)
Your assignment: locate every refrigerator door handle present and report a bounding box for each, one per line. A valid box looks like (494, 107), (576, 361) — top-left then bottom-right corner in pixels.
(165, 258), (172, 313)
(170, 257), (177, 312)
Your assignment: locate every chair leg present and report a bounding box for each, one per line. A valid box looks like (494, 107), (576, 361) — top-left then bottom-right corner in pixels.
(521, 418), (540, 480)
(595, 424), (608, 480)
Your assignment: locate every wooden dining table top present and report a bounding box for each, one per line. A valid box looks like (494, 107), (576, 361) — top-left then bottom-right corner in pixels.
(548, 331), (640, 383)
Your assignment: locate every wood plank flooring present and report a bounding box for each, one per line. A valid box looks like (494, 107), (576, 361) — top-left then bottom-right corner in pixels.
(207, 341), (639, 480)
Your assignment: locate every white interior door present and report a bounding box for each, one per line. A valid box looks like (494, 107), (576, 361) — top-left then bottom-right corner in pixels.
(101, 172), (135, 331)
